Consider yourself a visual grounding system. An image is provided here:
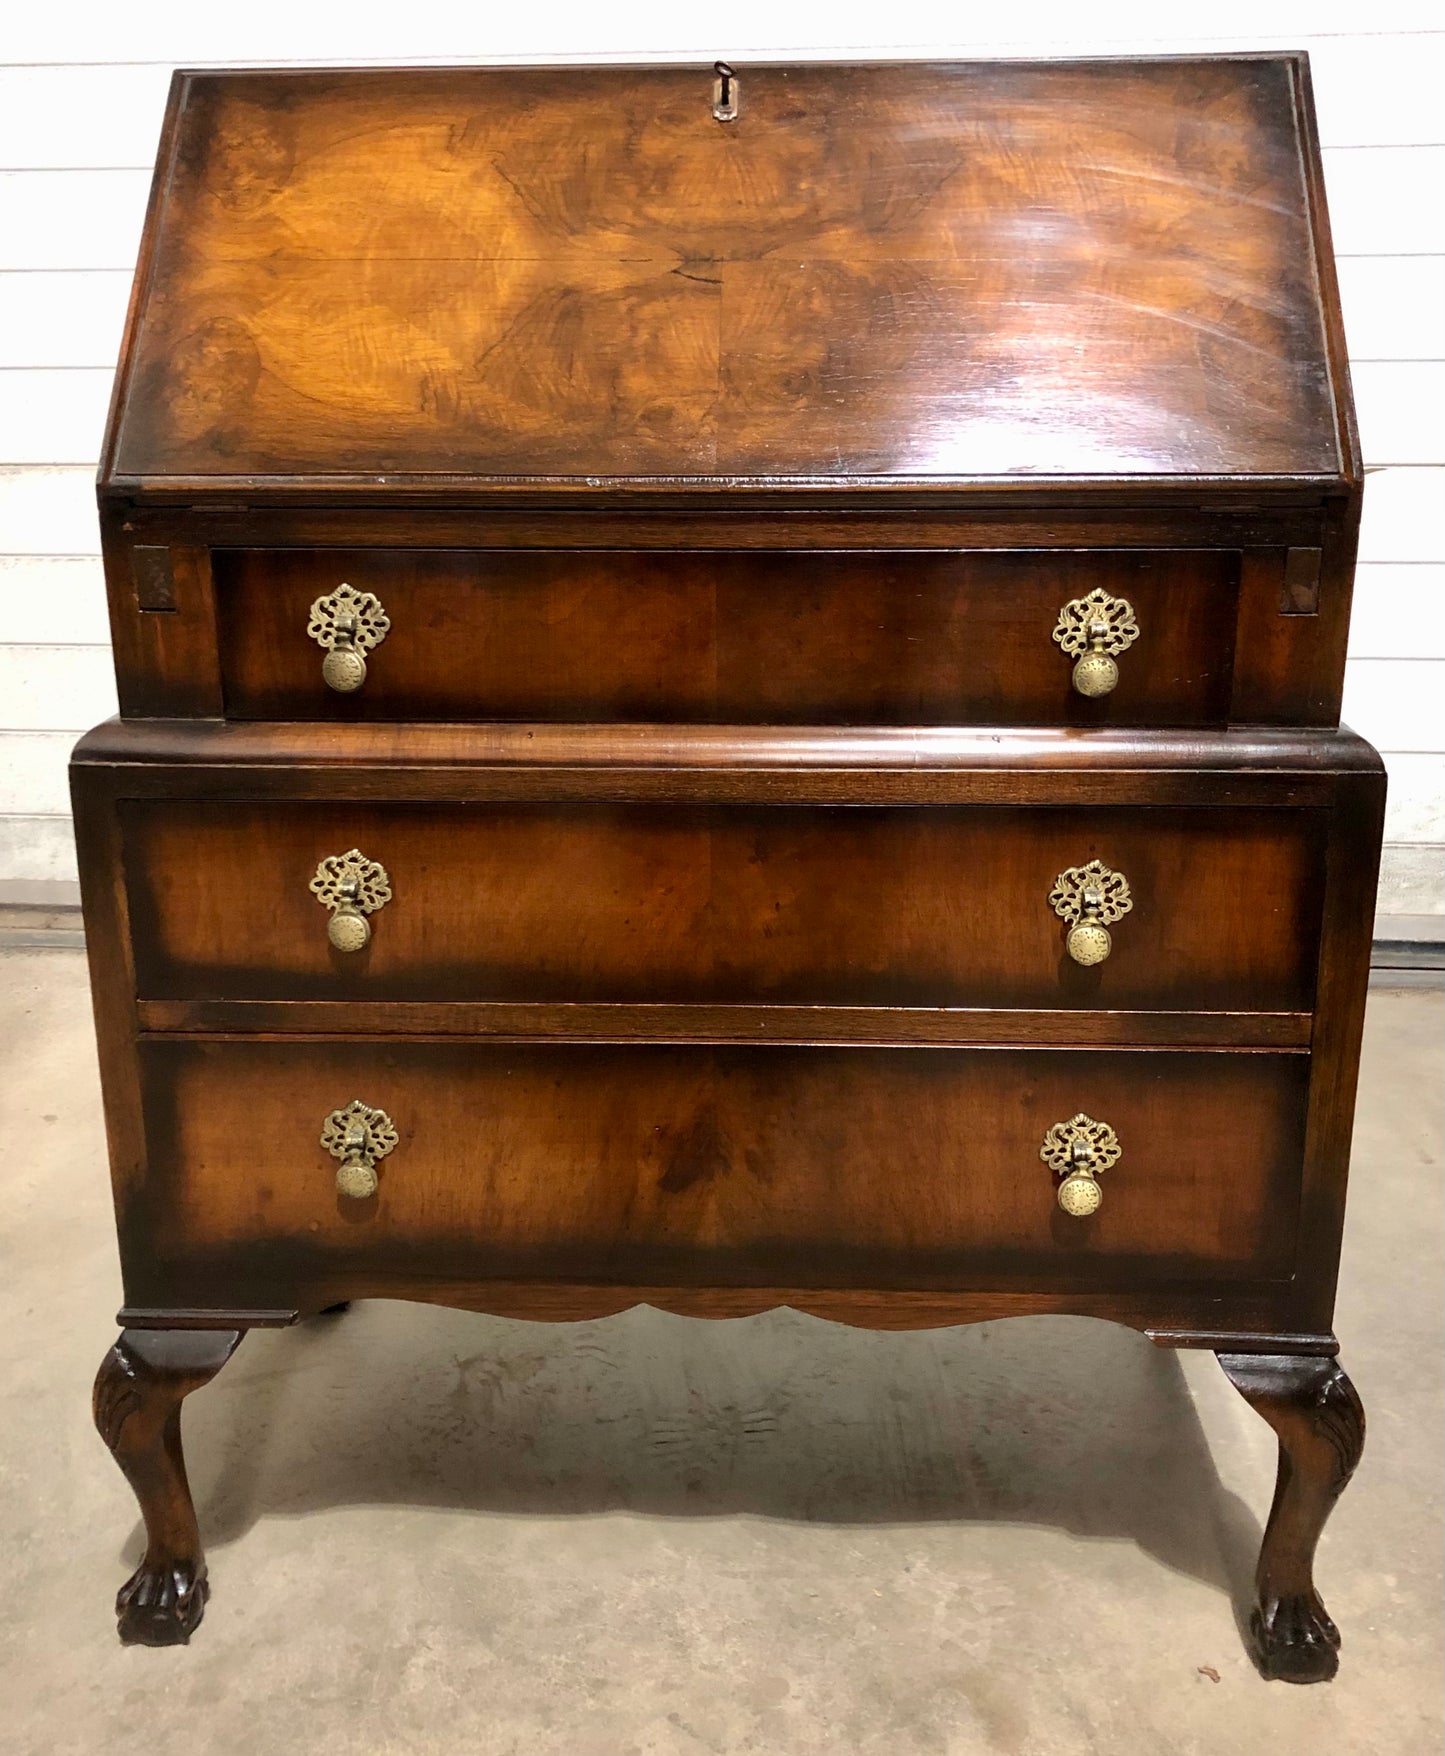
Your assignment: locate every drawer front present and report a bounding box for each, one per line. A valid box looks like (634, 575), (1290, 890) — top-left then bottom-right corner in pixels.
(214, 547), (1239, 725)
(123, 801), (1325, 1011)
(134, 1040), (1307, 1300)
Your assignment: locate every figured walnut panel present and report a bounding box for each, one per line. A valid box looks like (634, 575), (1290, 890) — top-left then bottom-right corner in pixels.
(108, 61), (1341, 484)
(214, 547), (1238, 726)
(122, 800), (1324, 1011)
(134, 1040), (1308, 1297)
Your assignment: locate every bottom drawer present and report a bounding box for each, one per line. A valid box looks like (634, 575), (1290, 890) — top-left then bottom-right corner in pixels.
(130, 1040), (1307, 1303)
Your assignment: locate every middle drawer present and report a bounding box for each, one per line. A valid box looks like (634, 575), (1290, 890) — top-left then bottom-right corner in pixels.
(123, 802), (1324, 1011)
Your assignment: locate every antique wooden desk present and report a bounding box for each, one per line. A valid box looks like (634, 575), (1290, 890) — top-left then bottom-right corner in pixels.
(76, 58), (1382, 1681)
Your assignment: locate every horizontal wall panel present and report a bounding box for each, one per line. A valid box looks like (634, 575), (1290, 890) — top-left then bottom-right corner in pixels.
(1382, 754), (1445, 843)
(1354, 363), (1445, 467)
(0, 66), (174, 171)
(1357, 469), (1444, 563)
(0, 170), (152, 272)
(1304, 34), (1445, 147)
(1342, 658), (1445, 752)
(0, 556), (111, 644)
(0, 731), (75, 815)
(0, 556), (110, 645)
(1377, 842), (1444, 915)
(0, 645), (117, 732)
(1322, 146), (1445, 257)
(0, 814), (78, 884)
(1348, 566), (1445, 660)
(1337, 258), (1445, 361)
(6, 4), (1445, 65)
(0, 468), (98, 555)
(0, 272), (132, 369)
(0, 368), (114, 465)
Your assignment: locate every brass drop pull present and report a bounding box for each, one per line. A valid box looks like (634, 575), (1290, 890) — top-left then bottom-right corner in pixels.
(1040, 1114), (1120, 1217)
(322, 1100), (397, 1199)
(1052, 589), (1139, 697)
(310, 848), (392, 951)
(307, 583), (389, 692)
(1050, 859), (1133, 966)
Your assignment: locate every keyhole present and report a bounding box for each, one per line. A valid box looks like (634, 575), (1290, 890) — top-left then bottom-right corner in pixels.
(712, 61), (738, 122)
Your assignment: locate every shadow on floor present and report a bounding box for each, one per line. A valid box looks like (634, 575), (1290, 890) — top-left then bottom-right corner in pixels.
(117, 1303), (1266, 1628)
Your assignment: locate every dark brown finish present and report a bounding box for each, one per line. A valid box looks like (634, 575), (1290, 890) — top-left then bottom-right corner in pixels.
(1280, 547), (1323, 616)
(216, 547), (1241, 727)
(121, 799), (1325, 1010)
(131, 1038), (1308, 1306)
(92, 1328), (242, 1645)
(76, 57), (1382, 1674)
(103, 60), (1347, 492)
(130, 545), (176, 611)
(1217, 1352), (1365, 1683)
(134, 1000), (1312, 1049)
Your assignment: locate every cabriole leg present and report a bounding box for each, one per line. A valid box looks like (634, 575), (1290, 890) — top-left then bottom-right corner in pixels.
(93, 1327), (243, 1646)
(1217, 1351), (1365, 1683)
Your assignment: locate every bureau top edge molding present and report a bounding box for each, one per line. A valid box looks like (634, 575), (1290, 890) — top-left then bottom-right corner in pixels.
(71, 719), (1385, 778)
(100, 58), (1354, 494)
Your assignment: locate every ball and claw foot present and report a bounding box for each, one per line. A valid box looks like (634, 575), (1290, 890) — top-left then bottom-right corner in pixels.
(116, 1558), (210, 1647)
(1253, 1591), (1342, 1683)
(1218, 1351), (1364, 1685)
(93, 1328), (243, 1647)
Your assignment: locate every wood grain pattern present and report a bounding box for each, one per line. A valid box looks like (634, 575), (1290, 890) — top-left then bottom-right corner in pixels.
(121, 799), (1325, 1011)
(102, 60), (1346, 491)
(129, 1039), (1309, 1308)
(214, 546), (1238, 726)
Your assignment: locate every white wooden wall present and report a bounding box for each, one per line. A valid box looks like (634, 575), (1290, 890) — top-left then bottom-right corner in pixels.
(2, 2), (1442, 913)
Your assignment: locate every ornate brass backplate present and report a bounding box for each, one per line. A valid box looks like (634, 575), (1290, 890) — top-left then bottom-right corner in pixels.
(1052, 589), (1139, 697)
(321, 1099), (398, 1199)
(1039, 1113), (1121, 1217)
(307, 583), (390, 692)
(1049, 859), (1133, 966)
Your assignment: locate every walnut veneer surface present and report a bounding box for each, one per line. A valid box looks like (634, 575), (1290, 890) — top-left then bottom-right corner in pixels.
(76, 59), (1382, 1681)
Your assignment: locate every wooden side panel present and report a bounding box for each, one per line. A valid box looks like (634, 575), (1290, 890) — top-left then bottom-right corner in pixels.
(214, 547), (1239, 726)
(121, 801), (1327, 1012)
(130, 1040), (1309, 1305)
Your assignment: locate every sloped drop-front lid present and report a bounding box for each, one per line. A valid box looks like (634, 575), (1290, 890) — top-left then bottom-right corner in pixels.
(102, 58), (1351, 499)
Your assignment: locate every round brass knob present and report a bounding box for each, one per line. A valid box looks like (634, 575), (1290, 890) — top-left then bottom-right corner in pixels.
(1067, 920), (1113, 966)
(321, 1100), (397, 1200)
(311, 849), (392, 953)
(308, 584), (390, 694)
(335, 1154), (379, 1200)
(327, 909), (371, 953)
(1057, 1170), (1104, 1217)
(1070, 650), (1119, 698)
(321, 646), (368, 693)
(1052, 589), (1139, 698)
(1040, 1113), (1120, 1217)
(1050, 860), (1132, 967)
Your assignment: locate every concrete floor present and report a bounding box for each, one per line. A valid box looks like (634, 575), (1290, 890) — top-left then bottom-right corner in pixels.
(0, 948), (1439, 1756)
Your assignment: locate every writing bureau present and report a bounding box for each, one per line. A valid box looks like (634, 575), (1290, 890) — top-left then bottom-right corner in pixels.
(75, 57), (1383, 1682)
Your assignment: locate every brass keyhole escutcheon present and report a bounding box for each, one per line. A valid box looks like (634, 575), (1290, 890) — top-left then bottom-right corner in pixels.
(712, 61), (739, 121)
(310, 849), (392, 952)
(1050, 860), (1133, 966)
(308, 584), (390, 693)
(1040, 1113), (1120, 1216)
(321, 1100), (397, 1200)
(1052, 589), (1139, 697)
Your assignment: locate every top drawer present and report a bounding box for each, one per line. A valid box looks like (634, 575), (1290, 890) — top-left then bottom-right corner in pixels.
(213, 547), (1243, 726)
